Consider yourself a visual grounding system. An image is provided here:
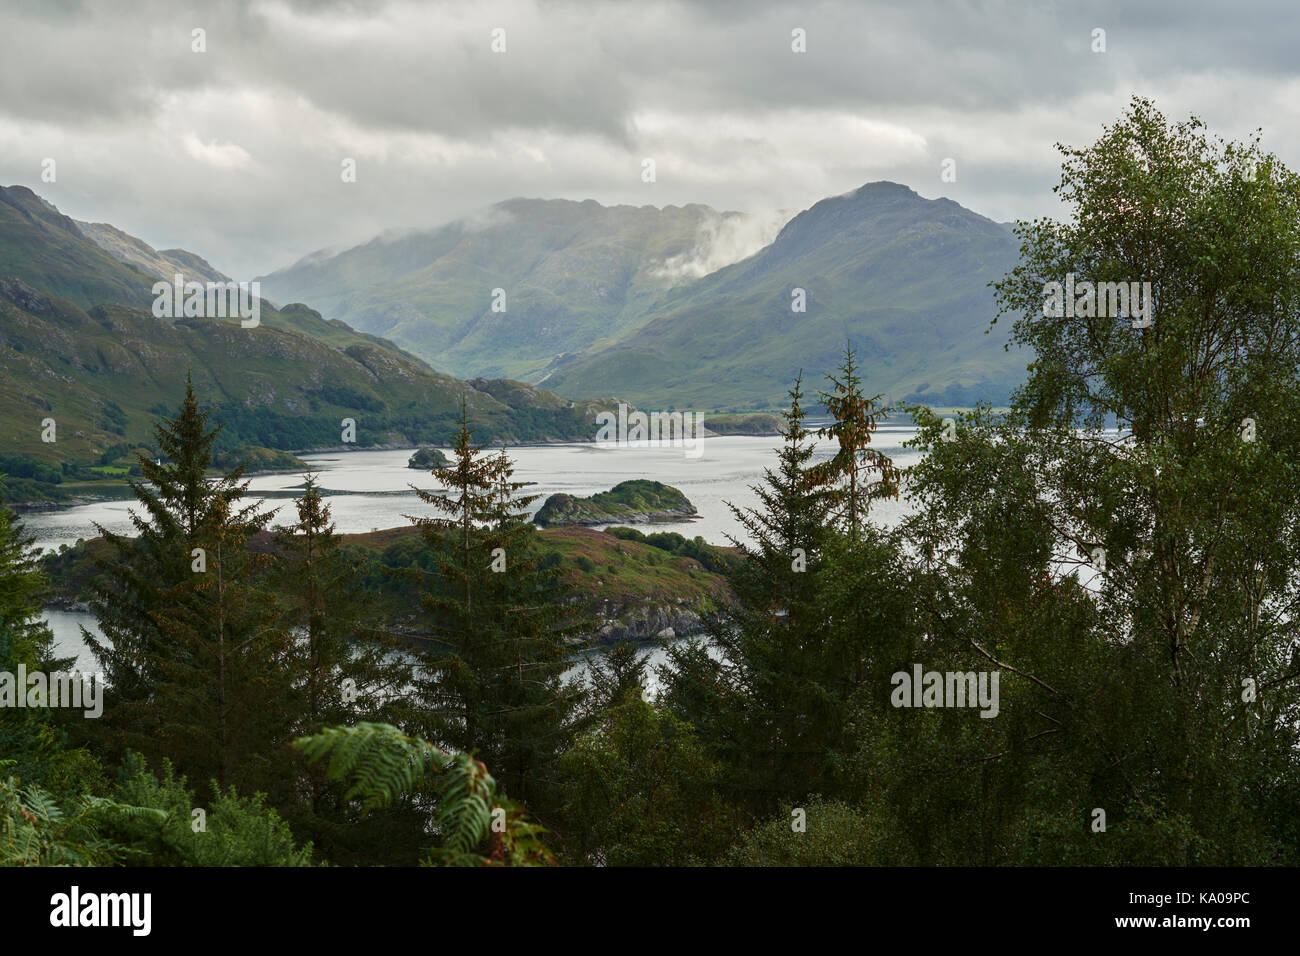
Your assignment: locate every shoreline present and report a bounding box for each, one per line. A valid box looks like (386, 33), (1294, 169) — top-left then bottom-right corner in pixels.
(6, 432), (788, 511)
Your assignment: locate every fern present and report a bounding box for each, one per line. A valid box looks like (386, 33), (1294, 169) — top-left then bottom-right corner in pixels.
(293, 723), (552, 866)
(0, 775), (165, 867)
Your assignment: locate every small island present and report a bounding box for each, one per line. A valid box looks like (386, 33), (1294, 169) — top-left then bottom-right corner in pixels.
(213, 445), (310, 475)
(408, 447), (451, 470)
(533, 479), (699, 527)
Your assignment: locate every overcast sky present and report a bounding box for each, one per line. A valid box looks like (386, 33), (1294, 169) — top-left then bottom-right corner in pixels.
(3, 0), (1299, 279)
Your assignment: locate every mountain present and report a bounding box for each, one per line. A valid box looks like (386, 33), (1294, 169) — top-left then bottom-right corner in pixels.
(75, 219), (232, 286)
(0, 279), (614, 465)
(540, 182), (1025, 410)
(0, 187), (615, 465)
(257, 198), (781, 381)
(259, 184), (1027, 411)
(0, 185), (155, 309)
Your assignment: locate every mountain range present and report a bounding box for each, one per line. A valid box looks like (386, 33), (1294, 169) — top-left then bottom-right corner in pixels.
(0, 185), (612, 466)
(259, 182), (1027, 410)
(0, 178), (1030, 473)
(256, 199), (771, 383)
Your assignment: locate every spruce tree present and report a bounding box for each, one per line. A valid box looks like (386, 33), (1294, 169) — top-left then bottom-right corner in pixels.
(811, 342), (899, 542)
(663, 375), (837, 809)
(148, 491), (290, 798)
(269, 476), (423, 863)
(405, 403), (586, 811)
(87, 376), (253, 710)
(85, 378), (289, 800)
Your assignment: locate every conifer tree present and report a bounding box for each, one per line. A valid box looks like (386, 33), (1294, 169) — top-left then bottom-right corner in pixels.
(85, 378), (289, 799)
(811, 342), (899, 542)
(87, 376), (253, 709)
(663, 375), (837, 809)
(406, 402), (587, 811)
(271, 475), (410, 734)
(269, 476), (423, 863)
(147, 491), (290, 797)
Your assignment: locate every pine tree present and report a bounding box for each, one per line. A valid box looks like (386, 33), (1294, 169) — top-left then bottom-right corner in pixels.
(581, 641), (649, 718)
(405, 402), (587, 811)
(85, 378), (290, 800)
(811, 342), (899, 542)
(147, 491), (291, 798)
(87, 376), (253, 710)
(663, 375), (837, 809)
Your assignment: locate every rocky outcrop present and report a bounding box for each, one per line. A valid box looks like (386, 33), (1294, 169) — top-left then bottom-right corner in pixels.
(533, 480), (699, 527)
(579, 596), (717, 646)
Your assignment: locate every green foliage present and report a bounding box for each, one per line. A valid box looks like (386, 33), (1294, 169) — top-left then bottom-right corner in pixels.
(404, 402), (589, 811)
(724, 796), (914, 867)
(84, 380), (296, 803)
(810, 343), (900, 540)
(662, 375), (852, 810)
(268, 476), (417, 862)
(103, 754), (314, 867)
(558, 692), (734, 866)
(293, 723), (552, 866)
(604, 526), (735, 573)
(0, 454), (62, 485)
(888, 97), (1300, 865)
(0, 767), (164, 867)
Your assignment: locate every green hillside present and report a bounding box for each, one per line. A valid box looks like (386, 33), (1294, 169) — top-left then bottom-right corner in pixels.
(0, 185), (154, 308)
(541, 182), (1027, 410)
(259, 184), (1029, 411)
(257, 198), (753, 380)
(0, 280), (612, 466)
(0, 186), (620, 480)
(75, 219), (233, 286)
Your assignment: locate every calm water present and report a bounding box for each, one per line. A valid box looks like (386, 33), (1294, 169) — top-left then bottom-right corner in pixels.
(31, 429), (923, 676)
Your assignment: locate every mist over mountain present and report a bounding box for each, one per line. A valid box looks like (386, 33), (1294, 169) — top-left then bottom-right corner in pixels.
(263, 182), (1025, 410)
(0, 186), (617, 463)
(257, 198), (790, 382)
(541, 182), (1024, 409)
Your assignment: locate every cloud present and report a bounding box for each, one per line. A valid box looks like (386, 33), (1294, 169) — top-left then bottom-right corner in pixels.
(1, 0), (1299, 279)
(182, 134), (253, 170)
(651, 208), (794, 280)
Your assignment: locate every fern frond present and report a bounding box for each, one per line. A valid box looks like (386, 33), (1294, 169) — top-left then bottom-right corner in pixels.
(293, 722), (450, 812)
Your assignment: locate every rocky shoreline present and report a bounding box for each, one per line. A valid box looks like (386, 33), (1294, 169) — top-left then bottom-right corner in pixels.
(587, 597), (715, 645)
(386, 598), (716, 649)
